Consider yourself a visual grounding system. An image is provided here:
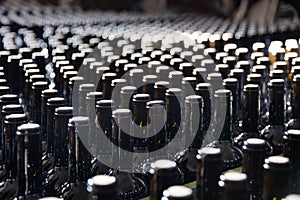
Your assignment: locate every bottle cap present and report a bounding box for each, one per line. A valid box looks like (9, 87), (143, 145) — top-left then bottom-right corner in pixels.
(17, 123), (40, 135)
(163, 186), (193, 199)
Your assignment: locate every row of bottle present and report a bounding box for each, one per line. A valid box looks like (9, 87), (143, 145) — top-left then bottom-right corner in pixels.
(0, 94), (299, 200)
(0, 1), (299, 199)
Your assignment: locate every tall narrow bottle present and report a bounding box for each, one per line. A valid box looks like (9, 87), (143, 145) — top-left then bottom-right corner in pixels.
(177, 95), (203, 182)
(165, 88), (183, 159)
(41, 89), (58, 145)
(207, 89), (243, 170)
(46, 97), (66, 155)
(261, 79), (285, 155)
(223, 78), (239, 137)
(31, 81), (48, 123)
(61, 116), (92, 200)
(44, 106), (73, 196)
(0, 113), (27, 199)
(111, 108), (148, 199)
(3, 113), (28, 181)
(16, 123), (43, 199)
(234, 84), (260, 147)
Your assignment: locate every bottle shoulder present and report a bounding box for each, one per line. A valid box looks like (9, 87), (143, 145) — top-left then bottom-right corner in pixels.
(207, 140), (243, 170)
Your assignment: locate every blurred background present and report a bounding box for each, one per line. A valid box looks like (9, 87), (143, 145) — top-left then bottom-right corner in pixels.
(12, 0), (297, 23)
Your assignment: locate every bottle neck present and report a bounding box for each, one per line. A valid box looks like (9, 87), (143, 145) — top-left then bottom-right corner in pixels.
(185, 98), (203, 149)
(225, 84), (238, 122)
(112, 113), (133, 170)
(4, 122), (24, 180)
(215, 95), (232, 142)
(166, 96), (181, 139)
(32, 88), (43, 122)
(102, 79), (113, 99)
(47, 105), (58, 154)
(243, 91), (259, 134)
(96, 106), (113, 135)
(269, 87), (284, 125)
(54, 114), (71, 168)
(68, 124), (92, 183)
(17, 133), (42, 196)
(147, 104), (167, 151)
(196, 89), (211, 131)
(133, 101), (148, 127)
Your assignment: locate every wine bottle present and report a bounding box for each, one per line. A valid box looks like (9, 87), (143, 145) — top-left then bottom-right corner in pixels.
(60, 116), (92, 200)
(177, 95), (203, 182)
(165, 88), (183, 159)
(0, 113), (27, 199)
(111, 108), (148, 200)
(234, 84), (260, 146)
(261, 79), (285, 155)
(44, 106), (73, 197)
(207, 89), (243, 170)
(223, 78), (240, 137)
